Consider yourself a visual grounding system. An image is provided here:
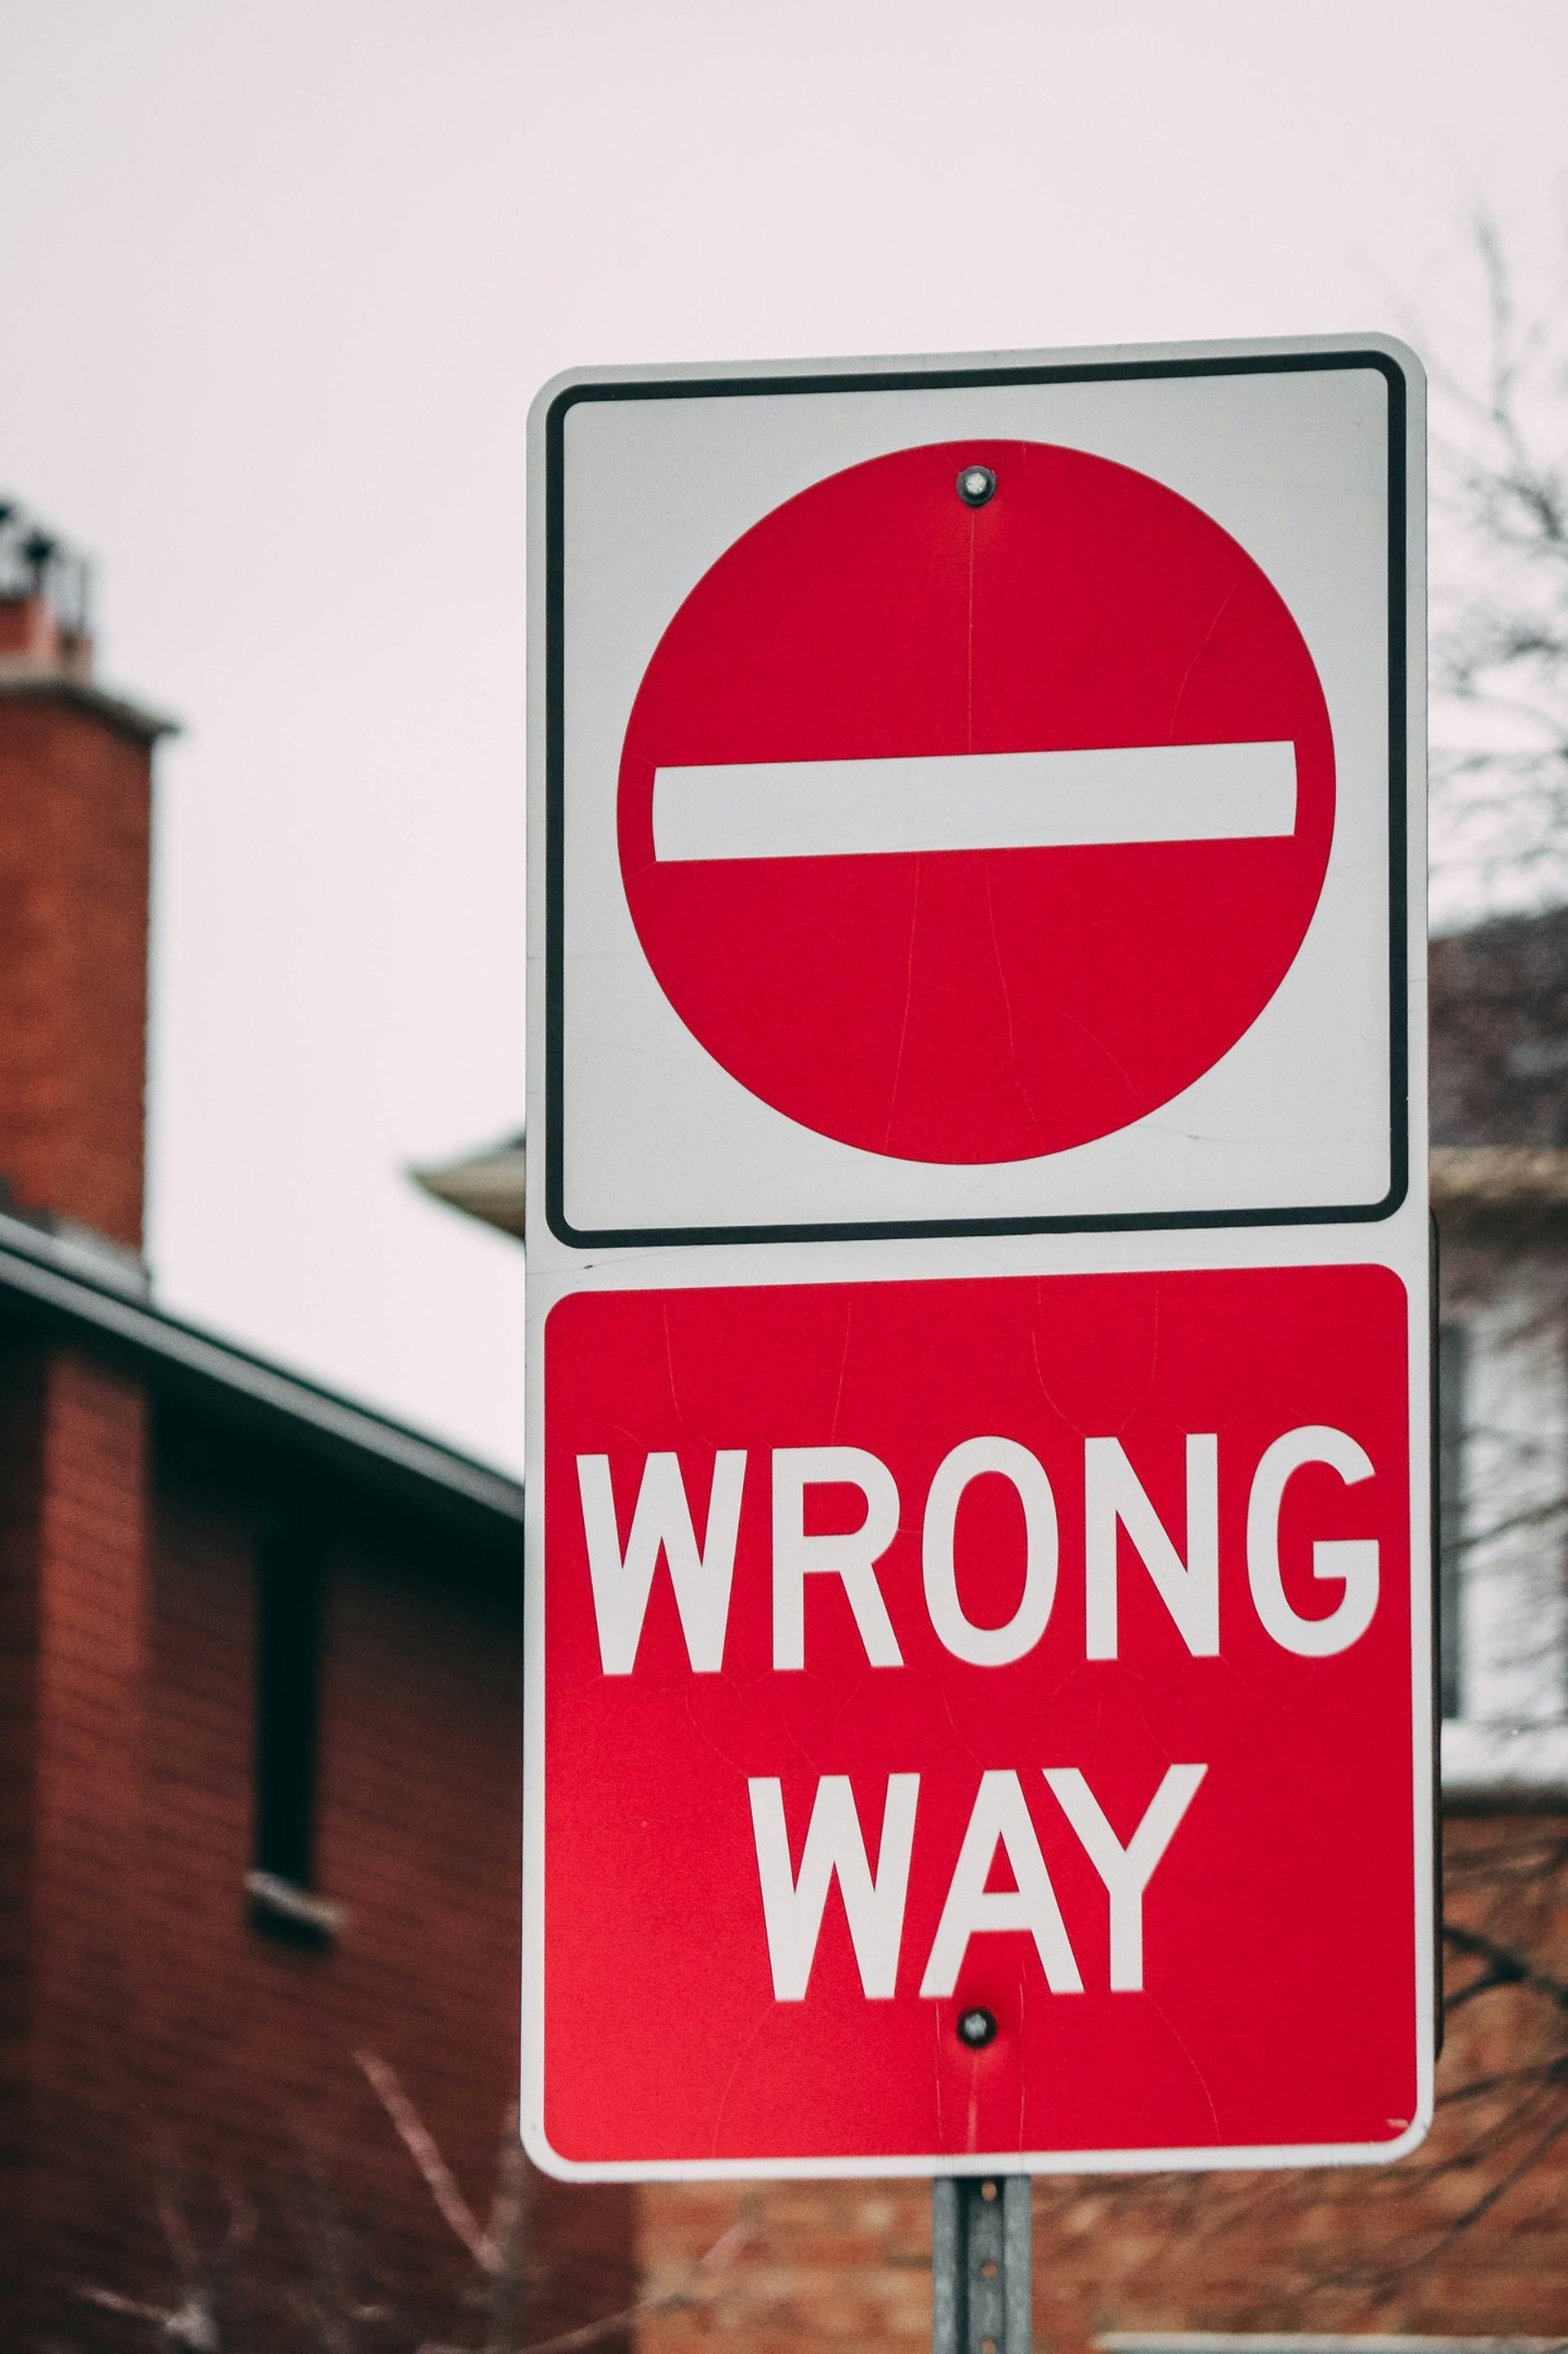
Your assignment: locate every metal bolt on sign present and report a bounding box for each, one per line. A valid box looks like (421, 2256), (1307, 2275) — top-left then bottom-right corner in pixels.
(932, 2177), (1031, 2354)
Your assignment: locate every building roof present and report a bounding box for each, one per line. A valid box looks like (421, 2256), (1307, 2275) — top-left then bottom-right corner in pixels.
(0, 1203), (523, 1536)
(412, 1133), (526, 1238)
(0, 658), (179, 745)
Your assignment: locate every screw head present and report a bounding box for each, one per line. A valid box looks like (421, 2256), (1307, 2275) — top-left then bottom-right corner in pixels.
(956, 463), (997, 508)
(957, 2005), (998, 2049)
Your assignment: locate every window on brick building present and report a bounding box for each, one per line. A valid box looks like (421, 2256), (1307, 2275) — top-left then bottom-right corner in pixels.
(1438, 1318), (1468, 1721)
(1438, 1286), (1568, 1805)
(246, 1512), (341, 1946)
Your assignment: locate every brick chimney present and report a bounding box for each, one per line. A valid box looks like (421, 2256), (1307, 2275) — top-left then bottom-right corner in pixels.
(0, 506), (175, 1260)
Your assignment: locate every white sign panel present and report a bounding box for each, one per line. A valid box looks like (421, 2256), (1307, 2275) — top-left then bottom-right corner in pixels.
(534, 343), (1412, 1252)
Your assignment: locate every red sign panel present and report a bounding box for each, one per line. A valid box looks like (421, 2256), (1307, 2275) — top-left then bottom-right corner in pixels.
(617, 440), (1335, 1165)
(535, 1261), (1419, 2174)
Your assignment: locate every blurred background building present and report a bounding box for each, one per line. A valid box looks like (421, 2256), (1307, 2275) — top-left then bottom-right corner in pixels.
(0, 511), (633, 2347)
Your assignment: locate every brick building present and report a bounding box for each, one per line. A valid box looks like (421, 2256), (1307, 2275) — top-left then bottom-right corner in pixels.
(0, 514), (634, 2347)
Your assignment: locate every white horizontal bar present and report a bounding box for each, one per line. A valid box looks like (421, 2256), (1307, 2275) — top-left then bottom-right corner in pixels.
(653, 742), (1298, 862)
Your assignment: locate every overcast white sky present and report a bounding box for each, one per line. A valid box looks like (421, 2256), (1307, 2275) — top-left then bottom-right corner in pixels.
(0, 0), (1562, 1473)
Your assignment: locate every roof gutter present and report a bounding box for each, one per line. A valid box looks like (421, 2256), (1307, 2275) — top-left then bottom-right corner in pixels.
(0, 1207), (523, 1524)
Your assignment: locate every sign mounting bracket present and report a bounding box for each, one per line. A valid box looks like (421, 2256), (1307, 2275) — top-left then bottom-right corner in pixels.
(932, 2176), (1032, 2354)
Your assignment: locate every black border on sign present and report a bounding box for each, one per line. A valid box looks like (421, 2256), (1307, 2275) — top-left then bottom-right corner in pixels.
(544, 350), (1410, 1251)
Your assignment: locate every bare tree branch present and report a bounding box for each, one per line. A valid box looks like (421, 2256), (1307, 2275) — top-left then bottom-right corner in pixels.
(356, 2049), (501, 2276)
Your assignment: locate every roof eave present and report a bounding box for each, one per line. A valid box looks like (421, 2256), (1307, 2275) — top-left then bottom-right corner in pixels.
(0, 1208), (523, 1530)
(0, 663), (180, 744)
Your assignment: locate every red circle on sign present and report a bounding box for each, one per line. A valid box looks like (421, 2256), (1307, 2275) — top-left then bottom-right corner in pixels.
(617, 440), (1335, 1164)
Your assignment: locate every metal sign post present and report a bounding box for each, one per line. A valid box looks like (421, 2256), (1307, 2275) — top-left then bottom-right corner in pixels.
(932, 2178), (1032, 2354)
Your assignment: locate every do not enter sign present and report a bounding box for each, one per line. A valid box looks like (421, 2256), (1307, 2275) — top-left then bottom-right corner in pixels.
(527, 341), (1430, 2183)
(618, 439), (1335, 1165)
(546, 350), (1407, 1243)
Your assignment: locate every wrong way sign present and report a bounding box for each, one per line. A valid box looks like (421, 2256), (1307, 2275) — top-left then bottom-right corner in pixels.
(523, 337), (1430, 2182)
(536, 1264), (1417, 2174)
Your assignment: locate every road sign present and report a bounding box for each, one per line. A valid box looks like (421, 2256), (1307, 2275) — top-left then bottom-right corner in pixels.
(540, 346), (1407, 1247)
(537, 1264), (1419, 2175)
(524, 337), (1430, 2183)
(618, 439), (1336, 1168)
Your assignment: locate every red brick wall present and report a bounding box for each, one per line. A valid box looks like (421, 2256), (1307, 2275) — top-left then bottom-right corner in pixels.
(0, 1333), (635, 2346)
(0, 623), (632, 2342)
(6, 1340), (157, 2340)
(0, 1335), (45, 2321)
(0, 695), (153, 1250)
(120, 1422), (634, 2346)
(637, 1814), (1568, 2352)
